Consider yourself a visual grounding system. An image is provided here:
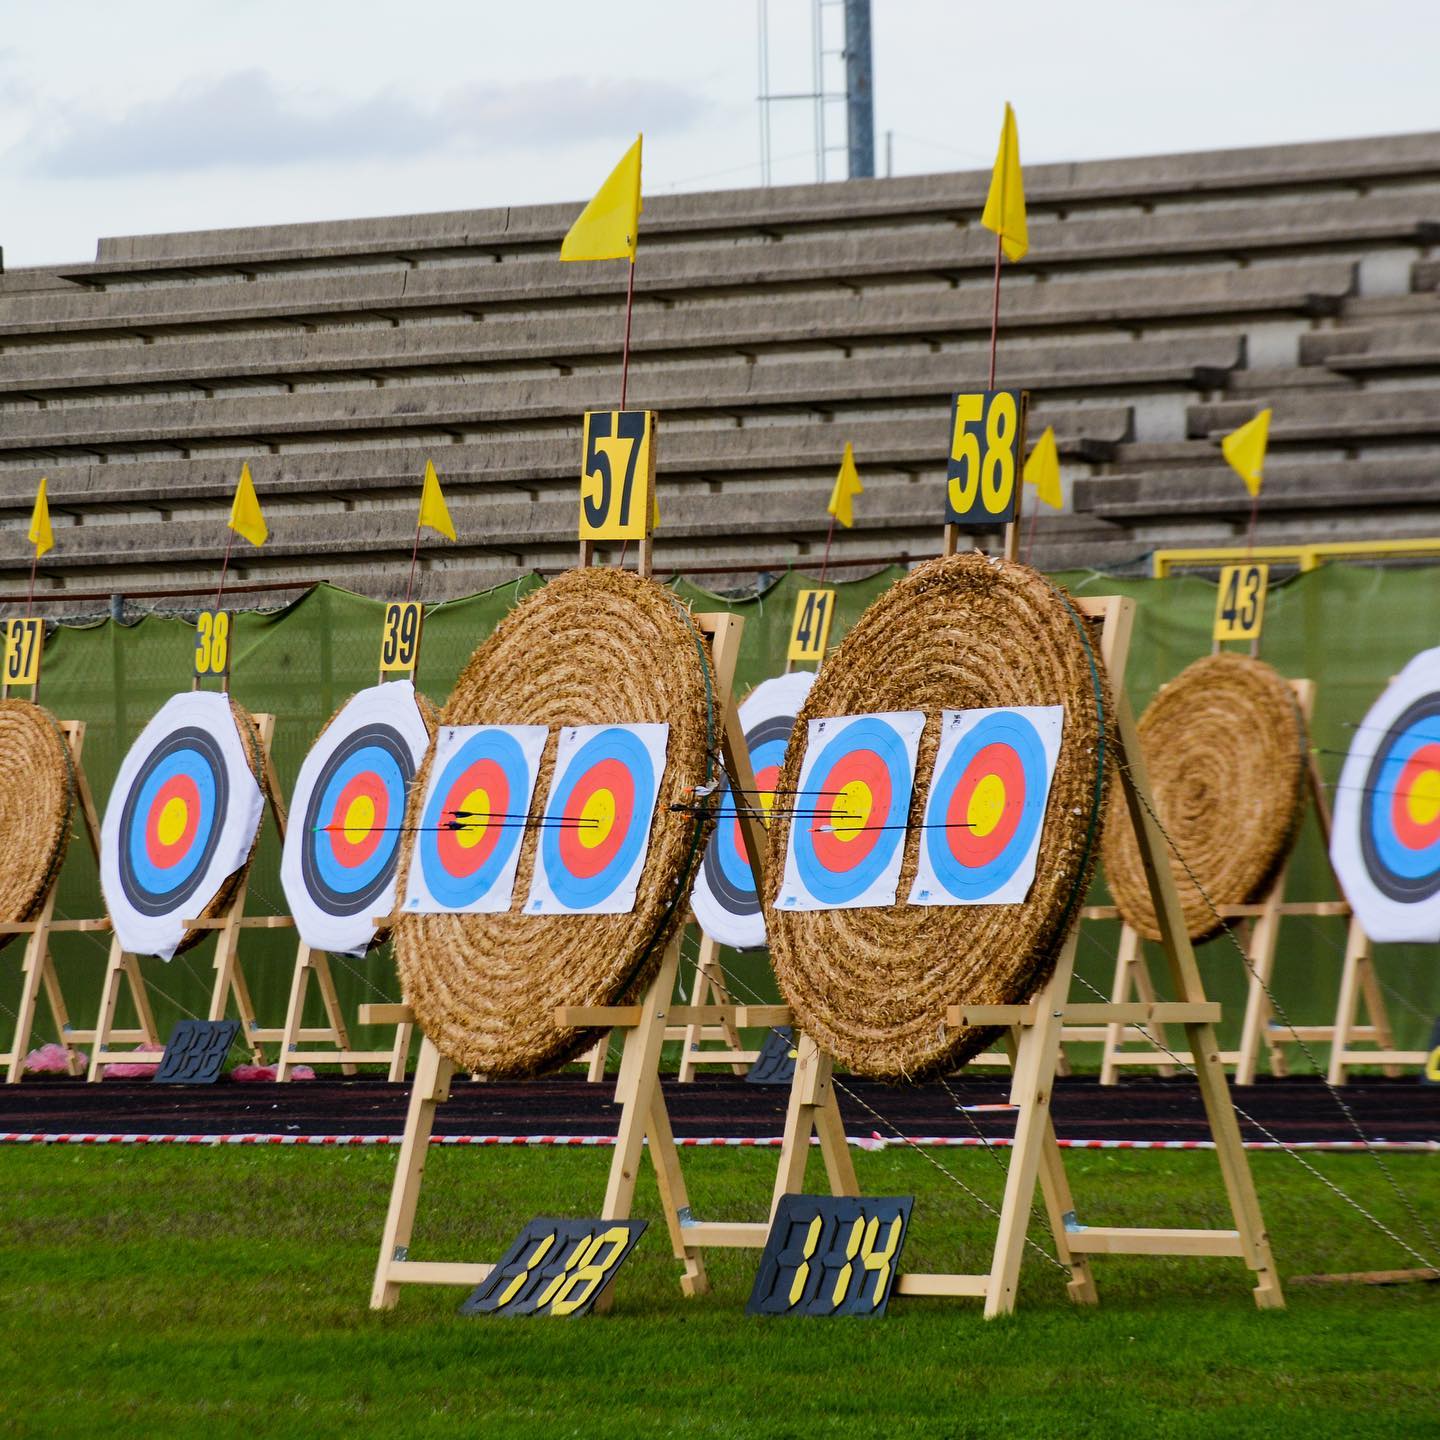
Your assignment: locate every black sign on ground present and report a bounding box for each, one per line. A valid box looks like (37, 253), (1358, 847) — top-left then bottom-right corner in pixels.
(460, 1218), (648, 1317)
(747, 1194), (914, 1318)
(152, 1019), (242, 1084)
(746, 1026), (798, 1085)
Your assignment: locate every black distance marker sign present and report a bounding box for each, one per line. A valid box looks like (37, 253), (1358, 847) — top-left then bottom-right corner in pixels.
(747, 1194), (913, 1317)
(152, 1019), (242, 1084)
(945, 389), (1027, 525)
(460, 1218), (647, 1317)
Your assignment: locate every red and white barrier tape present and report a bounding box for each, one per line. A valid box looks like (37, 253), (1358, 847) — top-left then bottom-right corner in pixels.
(0, 1131), (1433, 1151)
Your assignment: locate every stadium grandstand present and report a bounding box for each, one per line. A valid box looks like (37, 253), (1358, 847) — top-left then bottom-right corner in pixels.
(1, 127), (1438, 609)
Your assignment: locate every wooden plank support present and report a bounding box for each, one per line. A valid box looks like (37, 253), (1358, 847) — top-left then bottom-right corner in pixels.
(1063, 1226), (1246, 1258)
(359, 1004), (416, 1026)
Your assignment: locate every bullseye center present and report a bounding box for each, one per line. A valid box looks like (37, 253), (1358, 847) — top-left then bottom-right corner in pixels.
(157, 796), (189, 848)
(758, 788), (775, 827)
(455, 786), (490, 850)
(579, 787), (616, 849)
(831, 779), (873, 841)
(1406, 768), (1440, 827)
(342, 794), (376, 845)
(967, 773), (1008, 838)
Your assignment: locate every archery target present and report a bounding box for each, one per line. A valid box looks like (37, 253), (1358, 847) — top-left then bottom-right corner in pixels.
(525, 723), (668, 916)
(692, 671), (815, 950)
(280, 681), (431, 955)
(101, 691), (264, 961)
(402, 723), (547, 914)
(1332, 647), (1440, 942)
(908, 706), (1063, 906)
(776, 711), (925, 912)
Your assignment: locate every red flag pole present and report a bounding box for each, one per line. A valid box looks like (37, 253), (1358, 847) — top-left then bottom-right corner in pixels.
(987, 232), (1003, 390)
(26, 547), (38, 612)
(405, 524), (422, 602)
(214, 529), (235, 612)
(818, 515), (837, 584)
(620, 256), (637, 409)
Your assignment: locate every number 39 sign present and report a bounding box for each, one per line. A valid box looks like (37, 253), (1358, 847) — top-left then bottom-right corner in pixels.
(945, 389), (1028, 525)
(579, 410), (655, 542)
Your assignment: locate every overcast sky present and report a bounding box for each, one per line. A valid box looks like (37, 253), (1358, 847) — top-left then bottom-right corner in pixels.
(2, 0), (1437, 267)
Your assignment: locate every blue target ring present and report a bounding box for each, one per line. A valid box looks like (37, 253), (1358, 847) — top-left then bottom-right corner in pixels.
(1361, 696), (1440, 900)
(539, 727), (656, 910)
(923, 711), (1047, 901)
(419, 727), (533, 910)
(793, 716), (912, 907)
(705, 721), (790, 914)
(118, 726), (228, 917)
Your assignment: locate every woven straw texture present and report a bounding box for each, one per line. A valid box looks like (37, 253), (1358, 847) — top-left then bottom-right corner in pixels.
(0, 701), (74, 953)
(170, 699), (267, 957)
(764, 554), (1113, 1082)
(1104, 653), (1307, 942)
(394, 568), (716, 1078)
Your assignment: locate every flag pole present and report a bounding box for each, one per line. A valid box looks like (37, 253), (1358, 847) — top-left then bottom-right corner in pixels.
(214, 530), (235, 612)
(26, 547), (38, 612)
(620, 256), (637, 409)
(987, 232), (1002, 390)
(818, 515), (836, 584)
(405, 524), (422, 602)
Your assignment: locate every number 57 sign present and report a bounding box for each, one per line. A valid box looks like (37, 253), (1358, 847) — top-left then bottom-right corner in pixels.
(579, 410), (655, 542)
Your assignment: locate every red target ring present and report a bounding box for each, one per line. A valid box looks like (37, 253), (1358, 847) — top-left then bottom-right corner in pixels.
(323, 771), (391, 871)
(557, 757), (635, 880)
(807, 748), (891, 874)
(144, 773), (202, 870)
(1391, 741), (1440, 852)
(945, 742), (1025, 868)
(435, 758), (511, 879)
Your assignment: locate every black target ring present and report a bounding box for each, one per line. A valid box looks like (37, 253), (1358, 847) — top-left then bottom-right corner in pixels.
(1359, 692), (1440, 905)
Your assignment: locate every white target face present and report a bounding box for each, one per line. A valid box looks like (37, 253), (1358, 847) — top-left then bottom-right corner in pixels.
(100, 691), (264, 960)
(692, 671), (814, 950)
(281, 681), (431, 955)
(775, 711), (926, 912)
(1332, 647), (1440, 942)
(909, 706), (1063, 907)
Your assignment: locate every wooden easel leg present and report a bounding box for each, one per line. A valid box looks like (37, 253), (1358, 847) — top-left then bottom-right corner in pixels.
(308, 950), (356, 1075)
(1327, 917), (1368, 1086)
(585, 1033), (610, 1082)
(5, 931), (50, 1083)
(1099, 925), (1140, 1086)
(984, 937), (1073, 1319)
(768, 1033), (857, 1214)
(275, 943), (312, 1082)
(1356, 952), (1400, 1079)
(641, 1091), (709, 1296)
(1236, 869), (1288, 1086)
(87, 937), (128, 1081)
(37, 953), (85, 1076)
(371, 1036), (453, 1310)
(209, 910), (264, 1063)
(387, 1020), (413, 1083)
(678, 932), (746, 1082)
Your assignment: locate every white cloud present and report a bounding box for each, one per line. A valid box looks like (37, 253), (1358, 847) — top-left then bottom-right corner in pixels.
(19, 67), (706, 178)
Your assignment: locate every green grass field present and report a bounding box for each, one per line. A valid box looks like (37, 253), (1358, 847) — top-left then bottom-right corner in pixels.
(0, 1143), (1436, 1439)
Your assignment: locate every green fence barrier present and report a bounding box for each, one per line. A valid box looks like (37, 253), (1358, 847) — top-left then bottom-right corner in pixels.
(6, 562), (1439, 1068)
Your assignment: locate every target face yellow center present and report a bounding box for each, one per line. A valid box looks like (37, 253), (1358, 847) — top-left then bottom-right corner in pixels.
(1406, 768), (1440, 828)
(579, 787), (617, 849)
(341, 794), (376, 845)
(759, 789), (775, 827)
(831, 779), (873, 841)
(157, 796), (189, 848)
(456, 786), (490, 849)
(966, 773), (1008, 838)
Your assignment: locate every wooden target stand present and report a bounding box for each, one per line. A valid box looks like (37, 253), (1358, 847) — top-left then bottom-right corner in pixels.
(88, 627), (338, 1076)
(0, 636), (116, 1082)
(369, 425), (857, 1309)
(274, 623), (423, 1082)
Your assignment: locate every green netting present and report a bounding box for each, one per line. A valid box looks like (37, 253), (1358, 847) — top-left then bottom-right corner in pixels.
(7, 561), (1439, 1067)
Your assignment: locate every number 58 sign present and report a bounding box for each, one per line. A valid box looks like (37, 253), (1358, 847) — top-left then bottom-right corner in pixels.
(579, 410), (655, 542)
(945, 389), (1028, 525)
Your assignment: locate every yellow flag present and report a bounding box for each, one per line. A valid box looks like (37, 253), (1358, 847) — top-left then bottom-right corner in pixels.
(981, 102), (1028, 263)
(1023, 427), (1063, 510)
(1221, 408), (1271, 498)
(827, 443), (864, 529)
(417, 459), (456, 541)
(560, 135), (643, 263)
(228, 462), (268, 547)
(28, 477), (53, 559)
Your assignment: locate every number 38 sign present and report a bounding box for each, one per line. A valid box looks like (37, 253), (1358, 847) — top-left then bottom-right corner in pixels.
(579, 409), (655, 542)
(945, 389), (1028, 525)
(460, 1217), (648, 1317)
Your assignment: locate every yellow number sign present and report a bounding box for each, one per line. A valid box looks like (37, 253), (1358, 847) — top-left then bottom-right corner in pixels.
(1213, 563), (1269, 642)
(379, 601), (423, 674)
(579, 410), (654, 541)
(460, 1218), (647, 1317)
(787, 588), (836, 664)
(4, 617), (43, 689)
(193, 609), (230, 679)
(945, 389), (1027, 524)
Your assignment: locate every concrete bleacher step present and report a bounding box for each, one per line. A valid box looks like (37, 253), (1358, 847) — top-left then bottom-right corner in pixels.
(2, 198), (1427, 343)
(0, 347), (1182, 458)
(0, 265), (1351, 400)
(1074, 456), (1440, 521)
(0, 405), (1134, 516)
(1300, 314), (1440, 373)
(57, 130), (1440, 281)
(1188, 388), (1440, 445)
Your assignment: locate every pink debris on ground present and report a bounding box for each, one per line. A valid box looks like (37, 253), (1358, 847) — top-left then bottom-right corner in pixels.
(22, 1042), (87, 1075)
(102, 1045), (164, 1079)
(229, 1063), (316, 1082)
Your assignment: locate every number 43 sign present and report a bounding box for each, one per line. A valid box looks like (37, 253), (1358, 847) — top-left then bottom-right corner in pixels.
(579, 410), (655, 542)
(1213, 563), (1269, 643)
